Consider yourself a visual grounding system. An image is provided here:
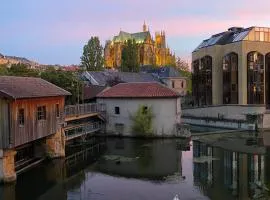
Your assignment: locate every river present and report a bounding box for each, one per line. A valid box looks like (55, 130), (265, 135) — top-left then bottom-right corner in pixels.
(1, 133), (270, 200)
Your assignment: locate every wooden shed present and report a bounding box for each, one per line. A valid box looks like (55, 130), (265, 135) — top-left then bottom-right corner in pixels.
(0, 76), (70, 148)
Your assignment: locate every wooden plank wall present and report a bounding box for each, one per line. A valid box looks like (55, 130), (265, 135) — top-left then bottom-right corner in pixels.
(0, 99), (10, 149)
(10, 96), (65, 148)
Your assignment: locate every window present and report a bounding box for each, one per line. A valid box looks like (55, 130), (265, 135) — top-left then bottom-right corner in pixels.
(37, 106), (46, 120)
(114, 106), (120, 115)
(142, 106), (148, 114)
(56, 104), (60, 118)
(181, 81), (184, 88)
(192, 56), (212, 106)
(172, 81), (175, 88)
(223, 53), (238, 104)
(18, 109), (25, 126)
(247, 52), (264, 104)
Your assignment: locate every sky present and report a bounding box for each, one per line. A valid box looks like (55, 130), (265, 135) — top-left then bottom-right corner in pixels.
(1, 0), (270, 65)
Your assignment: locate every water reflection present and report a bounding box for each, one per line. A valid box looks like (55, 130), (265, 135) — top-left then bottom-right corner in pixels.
(193, 132), (269, 200)
(1, 134), (270, 200)
(95, 138), (189, 181)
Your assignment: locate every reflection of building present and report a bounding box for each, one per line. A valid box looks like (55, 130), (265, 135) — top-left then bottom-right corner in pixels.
(97, 138), (183, 180)
(104, 22), (175, 68)
(193, 138), (267, 200)
(97, 82), (181, 136)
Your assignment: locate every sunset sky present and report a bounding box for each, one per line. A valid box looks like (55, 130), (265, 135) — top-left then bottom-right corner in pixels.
(1, 0), (270, 65)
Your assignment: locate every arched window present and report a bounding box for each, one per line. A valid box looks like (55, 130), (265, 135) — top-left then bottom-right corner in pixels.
(192, 59), (200, 106)
(266, 53), (270, 108)
(200, 56), (212, 105)
(247, 52), (264, 104)
(192, 56), (212, 106)
(223, 53), (238, 104)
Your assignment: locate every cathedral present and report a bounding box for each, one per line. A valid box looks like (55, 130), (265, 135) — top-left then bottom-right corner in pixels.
(104, 22), (176, 69)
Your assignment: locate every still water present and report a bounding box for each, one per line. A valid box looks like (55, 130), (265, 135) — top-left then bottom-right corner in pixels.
(1, 134), (270, 200)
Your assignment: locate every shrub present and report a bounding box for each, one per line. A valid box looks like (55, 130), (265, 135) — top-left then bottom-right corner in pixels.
(130, 105), (154, 136)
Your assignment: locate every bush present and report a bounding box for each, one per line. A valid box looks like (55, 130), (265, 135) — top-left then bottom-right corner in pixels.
(130, 105), (154, 136)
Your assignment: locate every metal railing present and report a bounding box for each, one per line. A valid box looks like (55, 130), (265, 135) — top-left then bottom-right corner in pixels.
(65, 121), (102, 140)
(64, 103), (105, 118)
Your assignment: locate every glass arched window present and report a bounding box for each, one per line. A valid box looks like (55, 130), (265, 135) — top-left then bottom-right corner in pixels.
(192, 56), (212, 106)
(266, 53), (270, 108)
(192, 60), (200, 105)
(247, 52), (264, 104)
(200, 56), (212, 106)
(223, 53), (238, 104)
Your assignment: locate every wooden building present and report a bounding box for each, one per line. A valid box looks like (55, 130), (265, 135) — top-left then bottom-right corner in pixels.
(0, 76), (70, 183)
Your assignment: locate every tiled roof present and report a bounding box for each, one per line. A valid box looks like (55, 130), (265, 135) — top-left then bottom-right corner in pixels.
(97, 82), (179, 98)
(84, 71), (160, 86)
(0, 76), (71, 99)
(83, 85), (106, 100)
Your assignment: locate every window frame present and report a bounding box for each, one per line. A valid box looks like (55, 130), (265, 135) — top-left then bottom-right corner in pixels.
(37, 106), (46, 121)
(56, 104), (60, 118)
(114, 106), (120, 115)
(18, 108), (25, 127)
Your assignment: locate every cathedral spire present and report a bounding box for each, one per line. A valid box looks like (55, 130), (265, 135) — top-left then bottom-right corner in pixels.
(143, 21), (147, 32)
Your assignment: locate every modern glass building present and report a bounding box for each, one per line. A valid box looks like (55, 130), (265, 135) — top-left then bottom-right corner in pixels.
(192, 27), (270, 107)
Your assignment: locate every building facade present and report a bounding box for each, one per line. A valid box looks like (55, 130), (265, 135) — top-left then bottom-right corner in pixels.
(0, 76), (70, 182)
(97, 82), (181, 136)
(104, 22), (175, 68)
(192, 26), (270, 107)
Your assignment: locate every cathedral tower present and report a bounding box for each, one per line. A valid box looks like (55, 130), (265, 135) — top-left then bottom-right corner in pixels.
(143, 21), (147, 32)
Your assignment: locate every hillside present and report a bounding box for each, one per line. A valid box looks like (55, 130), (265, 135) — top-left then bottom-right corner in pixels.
(0, 53), (39, 66)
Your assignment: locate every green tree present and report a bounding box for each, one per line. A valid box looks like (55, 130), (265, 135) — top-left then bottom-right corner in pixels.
(0, 64), (8, 75)
(81, 36), (104, 71)
(175, 57), (192, 94)
(130, 105), (154, 137)
(40, 67), (82, 105)
(8, 63), (39, 77)
(121, 39), (139, 72)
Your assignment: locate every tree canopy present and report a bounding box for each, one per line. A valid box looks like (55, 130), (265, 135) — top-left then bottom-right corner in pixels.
(81, 36), (104, 71)
(40, 67), (82, 105)
(121, 39), (139, 72)
(175, 57), (192, 94)
(0, 64), (82, 105)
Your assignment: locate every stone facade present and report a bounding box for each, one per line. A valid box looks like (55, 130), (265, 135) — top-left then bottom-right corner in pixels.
(97, 98), (181, 136)
(104, 22), (175, 68)
(45, 130), (65, 158)
(0, 149), (16, 183)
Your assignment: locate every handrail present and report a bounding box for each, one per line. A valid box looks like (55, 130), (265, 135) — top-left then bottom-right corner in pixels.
(64, 103), (105, 118)
(65, 121), (102, 139)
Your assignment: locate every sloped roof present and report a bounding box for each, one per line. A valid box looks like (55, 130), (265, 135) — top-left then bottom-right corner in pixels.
(141, 66), (185, 78)
(0, 76), (71, 99)
(194, 27), (252, 52)
(85, 71), (160, 86)
(97, 82), (179, 98)
(83, 85), (106, 100)
(113, 31), (150, 43)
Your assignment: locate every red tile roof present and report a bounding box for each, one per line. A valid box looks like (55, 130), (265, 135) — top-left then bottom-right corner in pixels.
(97, 82), (179, 98)
(83, 85), (106, 100)
(0, 76), (71, 99)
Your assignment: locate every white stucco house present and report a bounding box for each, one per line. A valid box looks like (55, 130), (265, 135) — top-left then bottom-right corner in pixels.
(96, 82), (181, 136)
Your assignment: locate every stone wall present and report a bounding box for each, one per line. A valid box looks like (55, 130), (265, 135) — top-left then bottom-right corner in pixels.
(45, 130), (65, 158)
(0, 149), (16, 183)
